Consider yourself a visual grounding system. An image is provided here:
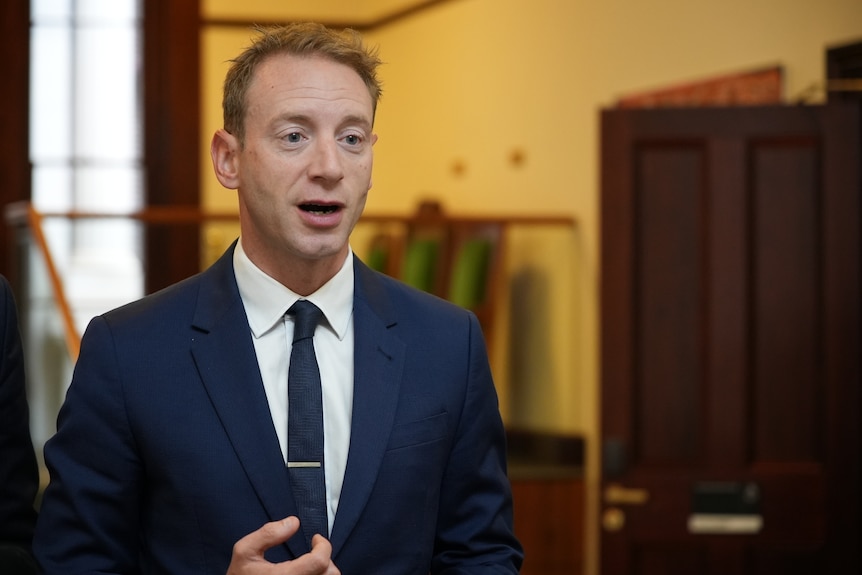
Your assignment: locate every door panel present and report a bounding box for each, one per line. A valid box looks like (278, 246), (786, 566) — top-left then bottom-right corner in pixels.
(600, 104), (860, 574)
(751, 140), (821, 463)
(636, 144), (704, 467)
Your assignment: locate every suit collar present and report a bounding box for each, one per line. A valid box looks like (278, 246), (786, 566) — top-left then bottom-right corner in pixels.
(233, 240), (355, 341)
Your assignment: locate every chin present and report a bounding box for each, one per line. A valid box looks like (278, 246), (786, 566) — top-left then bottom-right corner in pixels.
(301, 240), (349, 261)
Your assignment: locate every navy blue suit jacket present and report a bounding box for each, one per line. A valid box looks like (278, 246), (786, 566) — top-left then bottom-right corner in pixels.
(0, 275), (39, 571)
(34, 246), (522, 574)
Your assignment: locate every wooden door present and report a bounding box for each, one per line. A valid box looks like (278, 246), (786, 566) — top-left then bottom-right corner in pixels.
(600, 104), (860, 575)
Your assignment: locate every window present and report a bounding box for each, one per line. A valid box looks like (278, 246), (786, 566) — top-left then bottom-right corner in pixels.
(28, 0), (144, 454)
(30, 0), (144, 331)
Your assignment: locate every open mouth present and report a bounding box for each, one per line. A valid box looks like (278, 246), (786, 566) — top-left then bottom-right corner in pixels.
(300, 203), (339, 215)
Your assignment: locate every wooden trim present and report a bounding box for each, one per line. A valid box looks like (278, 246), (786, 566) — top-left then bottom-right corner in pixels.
(202, 0), (455, 32)
(22, 208), (575, 228)
(360, 213), (576, 226)
(143, 0), (202, 293)
(144, 0), (202, 208)
(6, 202), (575, 362)
(0, 0), (30, 281)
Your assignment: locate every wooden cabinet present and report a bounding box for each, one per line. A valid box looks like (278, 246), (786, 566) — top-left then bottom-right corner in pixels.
(508, 431), (585, 574)
(511, 476), (585, 575)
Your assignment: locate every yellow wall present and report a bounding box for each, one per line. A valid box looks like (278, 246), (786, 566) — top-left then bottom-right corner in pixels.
(200, 2), (861, 572)
(201, 0), (862, 428)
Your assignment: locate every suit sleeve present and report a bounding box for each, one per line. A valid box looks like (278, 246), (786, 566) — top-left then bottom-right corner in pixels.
(431, 313), (524, 574)
(33, 316), (143, 574)
(0, 277), (39, 565)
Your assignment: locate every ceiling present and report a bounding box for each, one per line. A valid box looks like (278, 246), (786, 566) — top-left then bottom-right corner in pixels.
(203, 0), (449, 28)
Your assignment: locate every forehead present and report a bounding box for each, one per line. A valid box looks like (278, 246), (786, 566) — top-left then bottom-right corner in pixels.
(246, 53), (373, 118)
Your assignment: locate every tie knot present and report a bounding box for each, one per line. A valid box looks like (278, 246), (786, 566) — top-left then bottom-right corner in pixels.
(288, 300), (323, 342)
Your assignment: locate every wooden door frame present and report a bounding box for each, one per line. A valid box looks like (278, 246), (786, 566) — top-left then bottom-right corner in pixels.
(143, 0), (201, 293)
(0, 0), (31, 284)
(1, 0), (202, 295)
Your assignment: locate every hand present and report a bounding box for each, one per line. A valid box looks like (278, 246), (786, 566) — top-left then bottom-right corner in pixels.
(226, 516), (340, 575)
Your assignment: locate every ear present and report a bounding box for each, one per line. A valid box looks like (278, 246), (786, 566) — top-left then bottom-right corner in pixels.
(211, 129), (241, 189)
(368, 133), (378, 190)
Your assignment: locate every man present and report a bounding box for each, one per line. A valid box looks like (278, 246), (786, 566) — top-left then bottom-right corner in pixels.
(34, 23), (522, 574)
(0, 275), (39, 575)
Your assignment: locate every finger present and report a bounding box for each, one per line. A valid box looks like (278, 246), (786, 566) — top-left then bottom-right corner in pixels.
(233, 516), (300, 559)
(279, 534), (337, 574)
(309, 533), (332, 556)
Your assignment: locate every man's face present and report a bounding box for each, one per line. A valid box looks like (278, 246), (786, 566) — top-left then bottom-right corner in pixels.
(224, 53), (376, 283)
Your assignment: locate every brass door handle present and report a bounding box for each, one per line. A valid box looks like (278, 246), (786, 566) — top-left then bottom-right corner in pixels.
(602, 507), (626, 532)
(604, 483), (650, 505)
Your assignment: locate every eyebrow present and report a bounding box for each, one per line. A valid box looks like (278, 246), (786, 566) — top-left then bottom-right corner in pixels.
(273, 113), (372, 132)
(341, 114), (373, 131)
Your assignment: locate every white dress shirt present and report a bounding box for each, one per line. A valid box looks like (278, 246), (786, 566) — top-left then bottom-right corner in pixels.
(233, 239), (354, 534)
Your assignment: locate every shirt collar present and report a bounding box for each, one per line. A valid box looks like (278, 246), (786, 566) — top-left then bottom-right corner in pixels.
(233, 239), (354, 341)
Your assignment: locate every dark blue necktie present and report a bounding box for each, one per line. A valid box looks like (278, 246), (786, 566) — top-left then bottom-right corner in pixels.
(287, 300), (328, 547)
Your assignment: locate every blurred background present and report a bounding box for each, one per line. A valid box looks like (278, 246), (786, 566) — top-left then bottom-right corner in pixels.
(1, 1), (859, 573)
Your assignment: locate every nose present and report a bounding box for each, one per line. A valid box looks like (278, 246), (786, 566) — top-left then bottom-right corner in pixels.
(308, 137), (344, 183)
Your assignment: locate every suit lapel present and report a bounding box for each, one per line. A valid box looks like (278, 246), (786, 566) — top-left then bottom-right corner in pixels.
(329, 260), (405, 554)
(189, 246), (306, 559)
(189, 252), (406, 558)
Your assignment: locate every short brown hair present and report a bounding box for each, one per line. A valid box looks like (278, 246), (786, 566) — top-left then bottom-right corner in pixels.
(222, 22), (383, 143)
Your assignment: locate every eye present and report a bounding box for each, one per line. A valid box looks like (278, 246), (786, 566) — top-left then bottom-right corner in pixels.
(343, 134), (361, 146)
(285, 132), (303, 144)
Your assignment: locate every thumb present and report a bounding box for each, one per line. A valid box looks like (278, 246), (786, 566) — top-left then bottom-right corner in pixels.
(237, 516), (301, 558)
